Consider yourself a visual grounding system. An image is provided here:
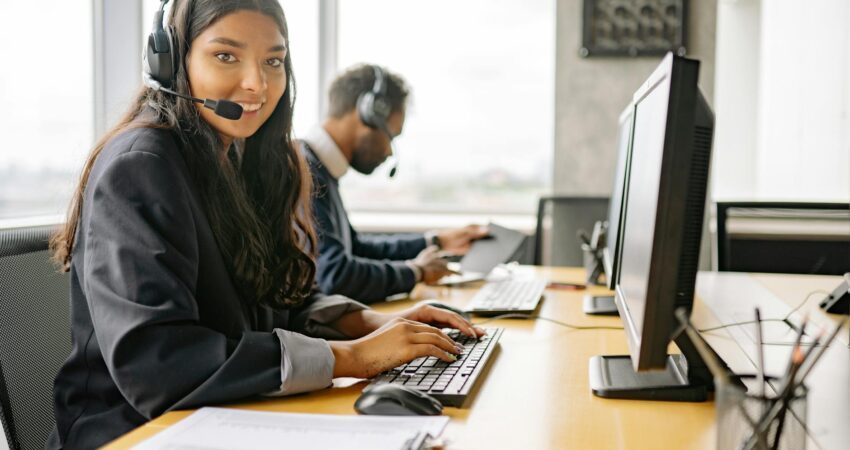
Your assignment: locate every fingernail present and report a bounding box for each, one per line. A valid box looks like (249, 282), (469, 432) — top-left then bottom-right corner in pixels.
(455, 345), (463, 353)
(448, 354), (458, 361)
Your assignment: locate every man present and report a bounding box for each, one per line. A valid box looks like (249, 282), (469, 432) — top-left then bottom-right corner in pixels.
(300, 64), (487, 303)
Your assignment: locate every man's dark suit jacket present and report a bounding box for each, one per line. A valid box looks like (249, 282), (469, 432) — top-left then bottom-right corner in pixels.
(302, 142), (427, 303)
(49, 127), (365, 449)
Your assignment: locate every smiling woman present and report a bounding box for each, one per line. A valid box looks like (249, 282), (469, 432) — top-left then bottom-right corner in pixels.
(186, 11), (289, 149)
(45, 1), (481, 448)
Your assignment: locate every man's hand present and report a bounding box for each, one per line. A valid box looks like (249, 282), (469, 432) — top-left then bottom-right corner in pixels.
(411, 245), (456, 284)
(436, 224), (489, 255)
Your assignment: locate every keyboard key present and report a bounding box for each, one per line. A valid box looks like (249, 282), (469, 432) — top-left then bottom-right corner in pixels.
(407, 357), (426, 368)
(422, 357), (438, 367)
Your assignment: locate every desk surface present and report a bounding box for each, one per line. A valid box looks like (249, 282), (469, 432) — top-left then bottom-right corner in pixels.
(105, 268), (848, 450)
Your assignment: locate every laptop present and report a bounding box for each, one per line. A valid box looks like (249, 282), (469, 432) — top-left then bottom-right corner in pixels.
(438, 223), (526, 286)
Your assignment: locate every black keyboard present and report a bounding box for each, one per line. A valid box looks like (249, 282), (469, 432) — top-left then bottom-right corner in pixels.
(466, 278), (546, 315)
(369, 327), (503, 407)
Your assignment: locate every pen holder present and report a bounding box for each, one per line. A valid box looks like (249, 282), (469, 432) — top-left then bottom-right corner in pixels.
(716, 380), (808, 450)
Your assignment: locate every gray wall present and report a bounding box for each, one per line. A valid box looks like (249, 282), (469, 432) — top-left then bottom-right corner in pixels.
(554, 0), (717, 196)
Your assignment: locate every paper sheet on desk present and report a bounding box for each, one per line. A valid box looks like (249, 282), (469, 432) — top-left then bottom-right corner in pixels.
(133, 407), (449, 450)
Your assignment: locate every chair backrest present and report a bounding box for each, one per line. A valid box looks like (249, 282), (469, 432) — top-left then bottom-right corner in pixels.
(534, 196), (609, 266)
(0, 224), (70, 450)
(716, 202), (850, 275)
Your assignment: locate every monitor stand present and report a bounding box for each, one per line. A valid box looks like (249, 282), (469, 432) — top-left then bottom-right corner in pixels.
(588, 328), (744, 402)
(583, 294), (619, 316)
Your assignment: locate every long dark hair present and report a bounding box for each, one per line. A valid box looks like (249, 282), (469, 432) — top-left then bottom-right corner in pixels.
(51, 0), (316, 309)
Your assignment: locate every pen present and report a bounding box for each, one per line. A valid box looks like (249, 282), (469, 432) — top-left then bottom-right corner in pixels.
(546, 282), (586, 290)
(754, 308), (765, 399)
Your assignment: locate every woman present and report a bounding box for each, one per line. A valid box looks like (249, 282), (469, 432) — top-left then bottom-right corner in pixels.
(47, 1), (481, 448)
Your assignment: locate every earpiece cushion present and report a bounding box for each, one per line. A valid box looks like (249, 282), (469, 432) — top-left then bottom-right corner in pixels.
(144, 26), (176, 89)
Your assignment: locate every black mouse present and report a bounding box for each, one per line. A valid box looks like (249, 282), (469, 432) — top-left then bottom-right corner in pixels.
(355, 384), (443, 416)
(421, 300), (471, 320)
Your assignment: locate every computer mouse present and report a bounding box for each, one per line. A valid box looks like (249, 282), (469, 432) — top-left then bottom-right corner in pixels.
(421, 299), (471, 320)
(354, 384), (443, 416)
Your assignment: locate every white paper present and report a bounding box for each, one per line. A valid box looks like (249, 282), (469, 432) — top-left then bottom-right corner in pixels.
(133, 407), (450, 450)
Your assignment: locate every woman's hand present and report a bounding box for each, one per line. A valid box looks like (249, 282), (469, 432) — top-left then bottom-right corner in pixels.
(332, 304), (485, 339)
(394, 303), (486, 339)
(330, 318), (464, 379)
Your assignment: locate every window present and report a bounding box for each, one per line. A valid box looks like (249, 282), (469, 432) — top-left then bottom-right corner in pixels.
(279, 1), (321, 137)
(337, 0), (555, 214)
(0, 1), (94, 220)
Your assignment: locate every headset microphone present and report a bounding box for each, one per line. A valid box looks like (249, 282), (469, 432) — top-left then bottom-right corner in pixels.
(163, 88), (243, 120)
(144, 74), (243, 120)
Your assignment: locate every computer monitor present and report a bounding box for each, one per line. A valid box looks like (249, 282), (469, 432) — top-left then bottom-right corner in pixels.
(589, 53), (740, 401)
(583, 104), (635, 316)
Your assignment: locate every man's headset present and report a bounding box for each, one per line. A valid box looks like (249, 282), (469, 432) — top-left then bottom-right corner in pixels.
(142, 0), (243, 120)
(356, 65), (399, 177)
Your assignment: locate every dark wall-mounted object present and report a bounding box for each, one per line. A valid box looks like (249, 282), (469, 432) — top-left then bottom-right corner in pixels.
(580, 0), (688, 58)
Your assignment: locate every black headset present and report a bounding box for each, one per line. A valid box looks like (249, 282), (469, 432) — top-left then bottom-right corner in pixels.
(144, 0), (177, 90)
(142, 0), (243, 120)
(355, 65), (399, 177)
(356, 65), (393, 132)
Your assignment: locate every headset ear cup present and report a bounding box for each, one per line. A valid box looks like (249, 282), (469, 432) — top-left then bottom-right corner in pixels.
(144, 26), (176, 89)
(357, 92), (379, 129)
(357, 66), (393, 131)
(372, 97), (391, 125)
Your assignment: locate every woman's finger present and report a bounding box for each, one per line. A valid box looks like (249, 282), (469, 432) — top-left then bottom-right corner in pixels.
(409, 330), (463, 355)
(411, 344), (458, 363)
(422, 307), (477, 338)
(400, 319), (454, 342)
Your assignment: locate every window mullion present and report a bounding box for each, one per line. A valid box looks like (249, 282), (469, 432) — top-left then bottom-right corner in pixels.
(93, 0), (143, 137)
(318, 0), (338, 121)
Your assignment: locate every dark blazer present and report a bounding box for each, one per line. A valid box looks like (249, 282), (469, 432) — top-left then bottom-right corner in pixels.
(302, 143), (427, 303)
(49, 127), (365, 449)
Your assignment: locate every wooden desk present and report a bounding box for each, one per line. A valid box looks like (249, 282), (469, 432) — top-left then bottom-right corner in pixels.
(105, 267), (848, 449)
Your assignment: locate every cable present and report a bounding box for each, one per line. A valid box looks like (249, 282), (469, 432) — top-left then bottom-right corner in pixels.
(472, 313), (624, 330)
(696, 289), (830, 333)
(781, 289), (831, 321)
(469, 289), (835, 337)
(697, 318), (789, 333)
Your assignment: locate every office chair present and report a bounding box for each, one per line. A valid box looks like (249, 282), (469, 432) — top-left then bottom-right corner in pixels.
(0, 224), (70, 450)
(716, 202), (850, 275)
(533, 196), (609, 266)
